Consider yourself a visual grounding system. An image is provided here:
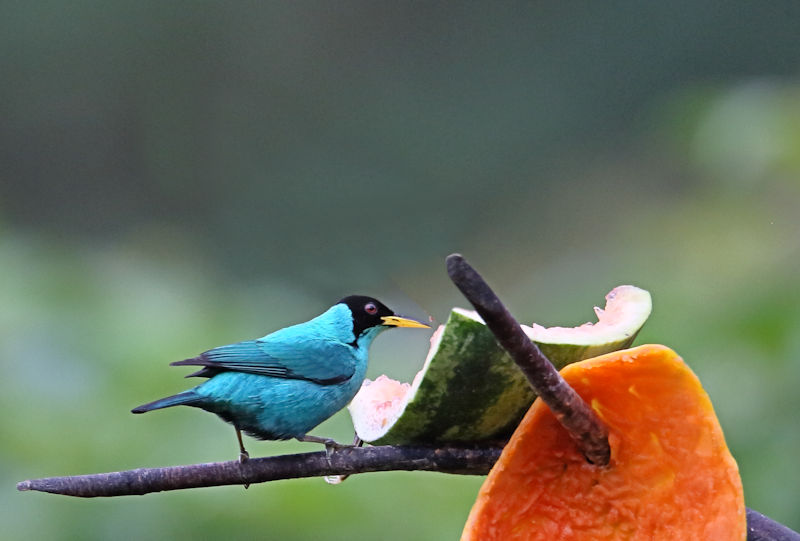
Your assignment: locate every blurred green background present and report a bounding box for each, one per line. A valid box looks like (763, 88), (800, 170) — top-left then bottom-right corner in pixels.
(3, 2), (800, 539)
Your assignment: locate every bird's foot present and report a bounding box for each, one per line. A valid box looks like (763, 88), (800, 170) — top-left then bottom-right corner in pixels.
(321, 438), (343, 460)
(324, 441), (339, 459)
(324, 438), (346, 452)
(325, 435), (365, 485)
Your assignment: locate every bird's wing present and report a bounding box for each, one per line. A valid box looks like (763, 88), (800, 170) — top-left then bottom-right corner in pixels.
(170, 339), (356, 385)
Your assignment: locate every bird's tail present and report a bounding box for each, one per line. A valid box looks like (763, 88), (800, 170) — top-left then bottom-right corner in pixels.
(131, 391), (200, 414)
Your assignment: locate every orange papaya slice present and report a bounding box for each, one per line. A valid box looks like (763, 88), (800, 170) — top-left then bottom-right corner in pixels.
(462, 344), (745, 541)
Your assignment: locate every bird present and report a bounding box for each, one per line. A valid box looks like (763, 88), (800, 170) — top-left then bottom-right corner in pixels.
(132, 295), (429, 461)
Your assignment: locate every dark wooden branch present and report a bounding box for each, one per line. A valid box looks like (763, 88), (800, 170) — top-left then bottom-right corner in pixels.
(15, 446), (799, 540)
(445, 253), (611, 465)
(747, 508), (800, 541)
(16, 445), (501, 498)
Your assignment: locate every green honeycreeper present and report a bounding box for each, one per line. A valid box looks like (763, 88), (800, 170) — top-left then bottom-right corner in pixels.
(132, 296), (428, 460)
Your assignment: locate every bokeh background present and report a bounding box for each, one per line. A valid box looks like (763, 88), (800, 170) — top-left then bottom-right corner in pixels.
(3, 2), (800, 539)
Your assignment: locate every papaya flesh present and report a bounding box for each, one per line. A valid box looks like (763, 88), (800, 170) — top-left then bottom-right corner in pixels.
(462, 344), (745, 541)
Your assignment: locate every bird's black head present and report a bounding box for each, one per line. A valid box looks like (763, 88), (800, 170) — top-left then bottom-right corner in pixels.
(337, 295), (429, 345)
(338, 295), (396, 339)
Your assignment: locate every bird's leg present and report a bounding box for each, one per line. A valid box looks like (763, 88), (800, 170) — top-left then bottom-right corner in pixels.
(235, 427), (250, 463)
(295, 434), (347, 448)
(295, 434), (350, 457)
(234, 427), (251, 490)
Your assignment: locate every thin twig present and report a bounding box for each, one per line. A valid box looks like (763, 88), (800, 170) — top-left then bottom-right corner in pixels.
(445, 253), (611, 465)
(16, 445), (501, 498)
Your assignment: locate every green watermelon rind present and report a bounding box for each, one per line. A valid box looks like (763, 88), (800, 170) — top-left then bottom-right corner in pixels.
(349, 286), (652, 445)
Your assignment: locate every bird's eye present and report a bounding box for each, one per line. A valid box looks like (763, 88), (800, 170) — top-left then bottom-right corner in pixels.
(364, 302), (378, 315)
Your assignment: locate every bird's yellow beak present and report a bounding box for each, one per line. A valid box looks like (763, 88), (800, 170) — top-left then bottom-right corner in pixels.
(381, 315), (430, 329)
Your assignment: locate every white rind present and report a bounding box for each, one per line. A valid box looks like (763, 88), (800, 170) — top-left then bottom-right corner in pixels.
(347, 324), (445, 442)
(523, 285), (651, 346)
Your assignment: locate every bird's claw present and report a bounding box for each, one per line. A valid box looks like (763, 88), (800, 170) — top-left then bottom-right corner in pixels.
(324, 438), (345, 450)
(325, 434), (364, 485)
(324, 439), (347, 459)
(237, 451), (251, 489)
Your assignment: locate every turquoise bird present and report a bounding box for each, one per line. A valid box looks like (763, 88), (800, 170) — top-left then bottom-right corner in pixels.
(132, 295), (428, 461)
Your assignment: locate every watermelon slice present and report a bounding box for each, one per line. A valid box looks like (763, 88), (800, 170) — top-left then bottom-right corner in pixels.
(348, 285), (652, 445)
